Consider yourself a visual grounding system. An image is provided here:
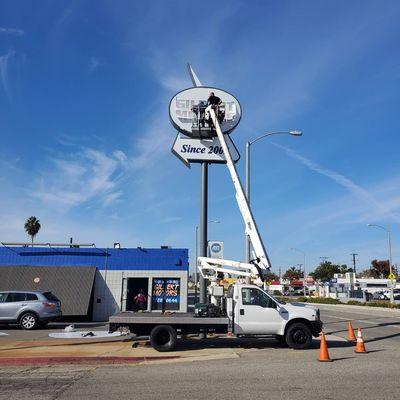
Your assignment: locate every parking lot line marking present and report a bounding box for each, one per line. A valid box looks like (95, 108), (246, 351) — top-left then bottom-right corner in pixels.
(324, 315), (348, 320)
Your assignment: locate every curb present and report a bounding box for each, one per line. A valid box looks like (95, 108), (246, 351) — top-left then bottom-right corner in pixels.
(0, 355), (180, 366)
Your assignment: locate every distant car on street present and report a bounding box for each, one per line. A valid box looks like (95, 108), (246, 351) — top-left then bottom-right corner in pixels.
(374, 289), (400, 301)
(0, 291), (61, 330)
(372, 291), (385, 300)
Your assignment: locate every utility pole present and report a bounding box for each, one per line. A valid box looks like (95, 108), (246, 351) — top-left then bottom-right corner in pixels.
(320, 256), (329, 263)
(351, 253), (358, 275)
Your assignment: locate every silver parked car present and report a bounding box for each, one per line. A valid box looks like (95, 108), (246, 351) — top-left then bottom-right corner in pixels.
(0, 291), (62, 330)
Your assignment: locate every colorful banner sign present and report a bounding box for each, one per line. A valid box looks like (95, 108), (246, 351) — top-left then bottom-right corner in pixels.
(151, 278), (180, 310)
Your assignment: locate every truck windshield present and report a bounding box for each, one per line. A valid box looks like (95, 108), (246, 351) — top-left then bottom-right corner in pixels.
(263, 290), (286, 305)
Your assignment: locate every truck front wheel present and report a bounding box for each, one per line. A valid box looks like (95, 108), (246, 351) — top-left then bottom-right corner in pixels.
(150, 325), (177, 352)
(285, 323), (312, 349)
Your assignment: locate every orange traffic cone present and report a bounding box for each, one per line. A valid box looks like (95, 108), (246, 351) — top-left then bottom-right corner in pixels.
(318, 332), (332, 362)
(347, 322), (356, 342)
(354, 328), (367, 353)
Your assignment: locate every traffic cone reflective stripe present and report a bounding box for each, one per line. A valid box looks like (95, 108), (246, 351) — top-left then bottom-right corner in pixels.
(347, 322), (356, 342)
(318, 332), (332, 362)
(354, 328), (367, 353)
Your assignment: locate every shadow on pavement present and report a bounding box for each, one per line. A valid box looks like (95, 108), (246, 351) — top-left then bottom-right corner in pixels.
(172, 337), (353, 352)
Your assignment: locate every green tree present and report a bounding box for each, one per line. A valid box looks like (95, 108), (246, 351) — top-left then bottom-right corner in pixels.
(283, 267), (303, 281)
(309, 262), (349, 282)
(361, 259), (390, 278)
(264, 271), (280, 282)
(24, 216), (41, 244)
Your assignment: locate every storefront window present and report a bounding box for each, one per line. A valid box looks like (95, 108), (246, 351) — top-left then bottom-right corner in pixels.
(152, 278), (180, 310)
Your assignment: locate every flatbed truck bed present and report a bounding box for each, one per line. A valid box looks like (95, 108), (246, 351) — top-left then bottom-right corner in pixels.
(109, 312), (230, 337)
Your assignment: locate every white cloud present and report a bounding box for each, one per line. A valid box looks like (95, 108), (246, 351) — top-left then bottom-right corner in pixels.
(130, 117), (172, 171)
(272, 142), (382, 209)
(0, 27), (24, 36)
(89, 57), (101, 72)
(269, 144), (400, 236)
(0, 50), (15, 98)
(32, 147), (131, 209)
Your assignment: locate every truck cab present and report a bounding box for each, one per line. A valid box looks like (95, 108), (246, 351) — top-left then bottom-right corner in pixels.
(228, 284), (321, 349)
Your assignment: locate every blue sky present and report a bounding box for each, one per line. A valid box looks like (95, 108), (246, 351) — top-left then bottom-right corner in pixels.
(1, 1), (400, 275)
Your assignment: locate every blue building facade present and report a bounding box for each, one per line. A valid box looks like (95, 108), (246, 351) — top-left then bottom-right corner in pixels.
(0, 246), (189, 320)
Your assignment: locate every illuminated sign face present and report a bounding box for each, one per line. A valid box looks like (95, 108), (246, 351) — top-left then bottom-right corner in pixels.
(169, 87), (242, 138)
(151, 278), (180, 311)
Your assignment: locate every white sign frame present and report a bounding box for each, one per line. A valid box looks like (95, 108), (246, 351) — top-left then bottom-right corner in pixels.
(171, 133), (240, 168)
(169, 86), (242, 139)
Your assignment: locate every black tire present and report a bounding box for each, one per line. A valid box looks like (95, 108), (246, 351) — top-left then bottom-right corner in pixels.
(285, 322), (312, 349)
(19, 313), (39, 330)
(150, 325), (177, 352)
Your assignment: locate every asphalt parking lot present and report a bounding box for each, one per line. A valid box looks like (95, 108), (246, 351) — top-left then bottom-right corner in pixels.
(0, 322), (108, 341)
(0, 305), (400, 400)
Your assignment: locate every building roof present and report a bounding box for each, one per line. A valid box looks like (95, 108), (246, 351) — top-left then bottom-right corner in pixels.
(0, 246), (188, 271)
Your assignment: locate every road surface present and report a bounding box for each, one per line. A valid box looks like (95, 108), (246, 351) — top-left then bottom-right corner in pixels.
(0, 305), (399, 400)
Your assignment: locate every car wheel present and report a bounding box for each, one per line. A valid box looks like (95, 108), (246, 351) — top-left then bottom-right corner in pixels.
(19, 313), (39, 330)
(285, 322), (312, 349)
(150, 325), (177, 352)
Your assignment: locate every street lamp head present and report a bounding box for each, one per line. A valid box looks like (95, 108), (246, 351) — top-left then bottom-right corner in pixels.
(290, 130), (302, 136)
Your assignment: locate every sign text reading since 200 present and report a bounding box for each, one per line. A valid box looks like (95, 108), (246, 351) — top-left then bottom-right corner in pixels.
(181, 144), (224, 155)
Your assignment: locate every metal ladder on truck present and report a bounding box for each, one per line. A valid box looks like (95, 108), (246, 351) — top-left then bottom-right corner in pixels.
(197, 107), (272, 288)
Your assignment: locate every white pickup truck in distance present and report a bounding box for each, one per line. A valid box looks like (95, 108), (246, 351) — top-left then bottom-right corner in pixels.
(109, 283), (322, 352)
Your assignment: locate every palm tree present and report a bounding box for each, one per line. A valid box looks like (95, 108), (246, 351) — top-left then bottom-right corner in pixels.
(24, 216), (41, 245)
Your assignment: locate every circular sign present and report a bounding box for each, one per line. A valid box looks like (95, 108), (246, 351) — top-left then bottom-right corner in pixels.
(169, 86), (242, 139)
(211, 243), (222, 253)
(33, 277), (40, 284)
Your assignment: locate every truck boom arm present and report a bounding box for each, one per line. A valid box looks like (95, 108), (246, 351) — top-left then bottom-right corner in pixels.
(207, 108), (272, 280)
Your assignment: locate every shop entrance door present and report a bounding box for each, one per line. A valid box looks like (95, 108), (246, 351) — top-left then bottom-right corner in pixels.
(126, 278), (148, 311)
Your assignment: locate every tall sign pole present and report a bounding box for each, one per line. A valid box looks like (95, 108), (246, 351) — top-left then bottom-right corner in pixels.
(200, 162), (208, 304)
(188, 64), (208, 306)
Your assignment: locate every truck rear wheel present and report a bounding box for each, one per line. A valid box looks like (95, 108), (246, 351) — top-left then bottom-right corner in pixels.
(285, 323), (312, 349)
(150, 325), (177, 352)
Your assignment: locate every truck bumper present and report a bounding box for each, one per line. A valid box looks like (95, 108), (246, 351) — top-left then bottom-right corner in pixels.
(310, 320), (323, 337)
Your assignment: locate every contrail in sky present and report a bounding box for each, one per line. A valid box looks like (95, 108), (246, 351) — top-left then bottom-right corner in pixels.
(271, 142), (380, 208)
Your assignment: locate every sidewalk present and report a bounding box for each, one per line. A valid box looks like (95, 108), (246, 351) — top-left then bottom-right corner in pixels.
(0, 333), (346, 366)
(0, 336), (240, 365)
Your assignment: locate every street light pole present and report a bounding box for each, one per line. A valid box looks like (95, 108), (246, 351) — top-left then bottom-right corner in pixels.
(367, 224), (394, 303)
(245, 130), (302, 270)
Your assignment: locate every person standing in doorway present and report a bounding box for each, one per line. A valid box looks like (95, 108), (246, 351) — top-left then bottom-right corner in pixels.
(133, 289), (147, 312)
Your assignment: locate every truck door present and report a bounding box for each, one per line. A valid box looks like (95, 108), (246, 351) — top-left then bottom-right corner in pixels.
(236, 287), (282, 335)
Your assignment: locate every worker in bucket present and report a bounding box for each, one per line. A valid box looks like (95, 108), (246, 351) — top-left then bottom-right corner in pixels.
(205, 92), (222, 128)
(207, 91), (222, 107)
